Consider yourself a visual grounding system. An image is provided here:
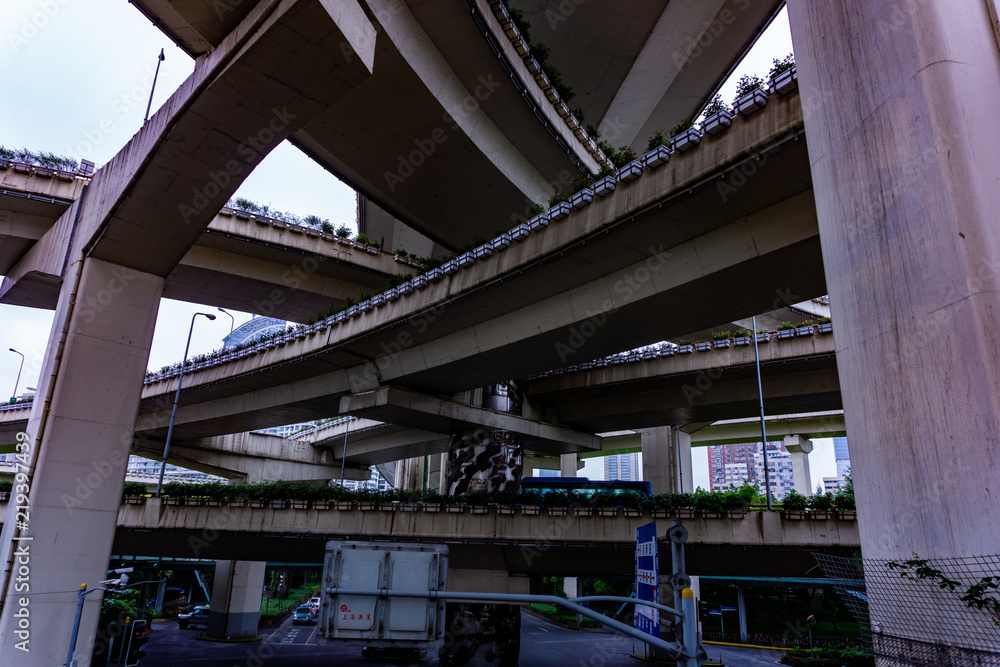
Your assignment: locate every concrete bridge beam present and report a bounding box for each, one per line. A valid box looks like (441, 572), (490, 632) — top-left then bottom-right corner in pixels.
(788, 0), (1000, 656)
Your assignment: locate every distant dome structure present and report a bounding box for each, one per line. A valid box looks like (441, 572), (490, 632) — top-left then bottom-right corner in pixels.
(224, 316), (287, 348)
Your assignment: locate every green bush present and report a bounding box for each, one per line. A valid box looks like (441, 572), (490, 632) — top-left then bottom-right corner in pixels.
(548, 191), (569, 207)
(0, 480), (13, 493)
(121, 482), (147, 497)
(160, 481), (190, 498)
(769, 53), (795, 79)
(516, 489), (544, 506)
(720, 490), (749, 512)
(646, 129), (669, 152)
(692, 488), (722, 512)
(617, 491), (645, 509)
(809, 492), (834, 511)
(133, 482), (812, 514)
(833, 491), (855, 510)
(668, 119), (693, 138)
(712, 330), (731, 341)
(783, 489), (808, 510)
(780, 647), (873, 666)
(734, 73), (765, 100)
(590, 490), (620, 508)
(703, 94), (729, 117)
(735, 482), (761, 506)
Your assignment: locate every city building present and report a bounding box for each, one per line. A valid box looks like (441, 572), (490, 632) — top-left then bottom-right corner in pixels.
(708, 442), (795, 498)
(824, 476), (850, 494)
(125, 456), (220, 482)
(604, 452), (641, 482)
(833, 436), (851, 478)
(342, 465), (390, 492)
(224, 316), (287, 348)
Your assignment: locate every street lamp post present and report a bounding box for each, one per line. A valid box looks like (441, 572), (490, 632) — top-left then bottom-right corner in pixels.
(143, 49), (165, 124)
(8, 348), (24, 403)
(751, 315), (773, 510)
(218, 307), (235, 347)
(156, 312), (216, 496)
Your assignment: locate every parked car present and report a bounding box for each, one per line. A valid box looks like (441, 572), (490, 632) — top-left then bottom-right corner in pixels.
(292, 605), (315, 625)
(178, 605), (210, 629)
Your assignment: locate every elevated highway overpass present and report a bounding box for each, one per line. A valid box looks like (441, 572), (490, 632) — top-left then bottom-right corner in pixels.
(3, 0), (997, 662)
(128, 0), (786, 254)
(121, 91), (819, 447)
(131, 0), (608, 251)
(0, 312), (841, 476)
(508, 0), (786, 151)
(71, 498), (859, 578)
(0, 165), (416, 320)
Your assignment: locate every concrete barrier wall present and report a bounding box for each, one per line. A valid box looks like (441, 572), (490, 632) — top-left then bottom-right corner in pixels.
(105, 498), (858, 548)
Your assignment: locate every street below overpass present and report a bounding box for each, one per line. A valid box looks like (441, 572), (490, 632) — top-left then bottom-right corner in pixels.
(140, 609), (785, 666)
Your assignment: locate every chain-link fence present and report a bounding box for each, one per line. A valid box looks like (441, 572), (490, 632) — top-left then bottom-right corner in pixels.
(814, 553), (1000, 666)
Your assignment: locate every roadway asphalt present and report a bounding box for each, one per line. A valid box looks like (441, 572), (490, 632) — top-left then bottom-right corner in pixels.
(138, 611), (786, 666)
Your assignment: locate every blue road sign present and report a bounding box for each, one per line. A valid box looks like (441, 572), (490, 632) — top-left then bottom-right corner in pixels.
(635, 521), (659, 639)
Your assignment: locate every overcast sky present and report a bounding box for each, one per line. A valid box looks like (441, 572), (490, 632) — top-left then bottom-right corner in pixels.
(1, 1), (840, 486)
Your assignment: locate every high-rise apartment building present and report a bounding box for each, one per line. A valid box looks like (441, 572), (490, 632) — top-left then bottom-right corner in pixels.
(604, 452), (641, 482)
(708, 441), (795, 498)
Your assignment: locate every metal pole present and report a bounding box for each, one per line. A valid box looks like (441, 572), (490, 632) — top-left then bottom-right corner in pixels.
(65, 584), (88, 667)
(156, 312), (215, 496)
(752, 315), (772, 510)
(218, 308), (235, 347)
(143, 49), (165, 124)
(681, 589), (699, 667)
(8, 348), (24, 402)
(570, 596), (682, 617)
(339, 418), (351, 485)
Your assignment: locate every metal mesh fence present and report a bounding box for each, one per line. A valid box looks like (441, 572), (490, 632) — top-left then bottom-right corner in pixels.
(815, 553), (1000, 666)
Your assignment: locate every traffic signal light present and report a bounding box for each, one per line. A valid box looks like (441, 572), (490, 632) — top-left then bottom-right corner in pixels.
(123, 619), (148, 666)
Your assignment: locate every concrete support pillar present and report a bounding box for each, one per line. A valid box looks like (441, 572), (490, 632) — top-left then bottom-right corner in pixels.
(783, 435), (814, 496)
(787, 0), (1000, 656)
(206, 561), (266, 640)
(154, 581), (167, 616)
(736, 586), (747, 644)
(640, 426), (692, 494)
(438, 453), (449, 495)
(397, 457), (424, 492)
(563, 576), (579, 599)
(427, 454), (442, 493)
(0, 258), (163, 665)
(559, 453), (578, 477)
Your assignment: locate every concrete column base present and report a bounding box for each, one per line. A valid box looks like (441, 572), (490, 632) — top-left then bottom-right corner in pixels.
(206, 561), (266, 640)
(0, 258), (164, 666)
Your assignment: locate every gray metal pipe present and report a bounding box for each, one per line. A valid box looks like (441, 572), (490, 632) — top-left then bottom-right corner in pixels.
(326, 588), (684, 656)
(569, 595), (682, 618)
